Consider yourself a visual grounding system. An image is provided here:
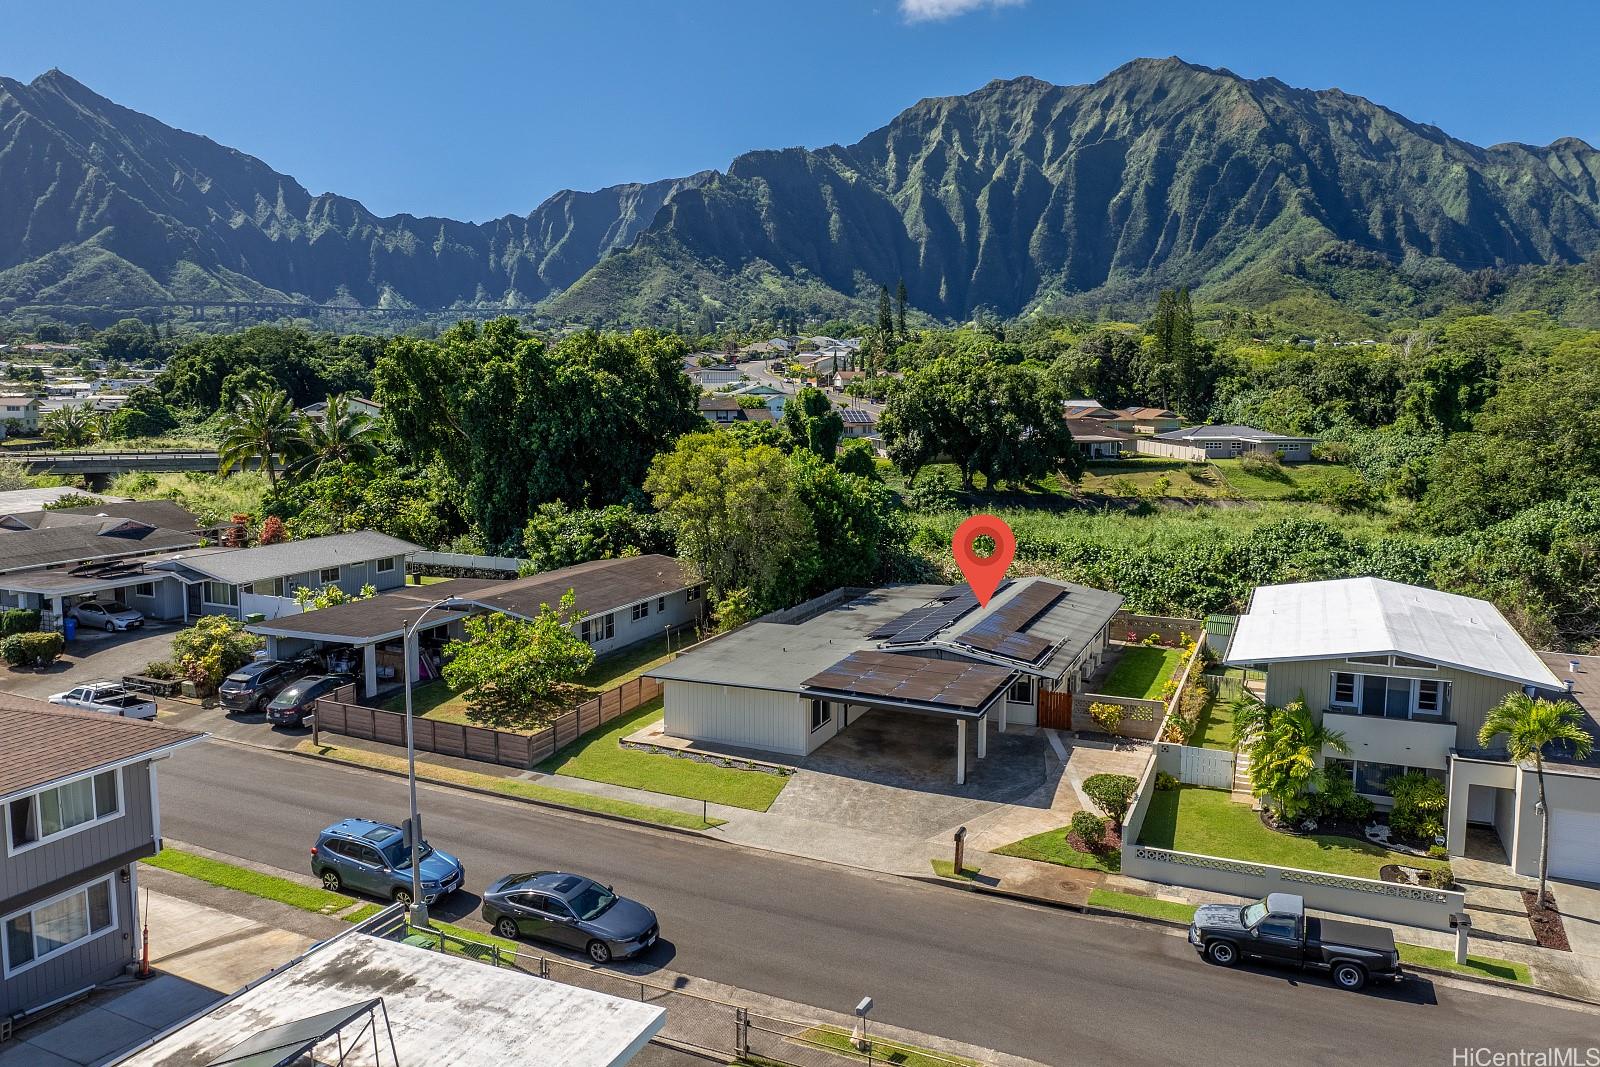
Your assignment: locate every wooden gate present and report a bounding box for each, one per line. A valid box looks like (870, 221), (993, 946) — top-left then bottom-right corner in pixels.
(1038, 688), (1073, 729)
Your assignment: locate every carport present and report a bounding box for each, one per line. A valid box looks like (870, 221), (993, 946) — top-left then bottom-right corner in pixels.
(246, 579), (495, 699)
(0, 562), (188, 627)
(800, 651), (1015, 785)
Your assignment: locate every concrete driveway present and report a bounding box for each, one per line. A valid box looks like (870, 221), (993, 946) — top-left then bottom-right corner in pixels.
(0, 623), (178, 699)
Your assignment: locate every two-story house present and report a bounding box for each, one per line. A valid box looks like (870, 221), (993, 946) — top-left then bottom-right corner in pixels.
(0, 394), (41, 437)
(1225, 577), (1600, 881)
(150, 531), (419, 621)
(1, 694), (202, 1024)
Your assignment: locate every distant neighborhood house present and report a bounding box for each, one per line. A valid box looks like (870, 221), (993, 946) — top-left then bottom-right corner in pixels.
(1136, 424), (1316, 462)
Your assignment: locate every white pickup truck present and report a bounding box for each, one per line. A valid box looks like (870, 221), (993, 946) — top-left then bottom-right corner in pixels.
(49, 681), (158, 720)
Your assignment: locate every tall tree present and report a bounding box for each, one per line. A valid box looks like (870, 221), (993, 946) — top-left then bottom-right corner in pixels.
(877, 284), (894, 339)
(895, 278), (908, 338)
(441, 592), (596, 730)
(1478, 694), (1595, 907)
(217, 386), (300, 488)
(782, 388), (845, 462)
(291, 393), (380, 479)
(41, 406), (96, 448)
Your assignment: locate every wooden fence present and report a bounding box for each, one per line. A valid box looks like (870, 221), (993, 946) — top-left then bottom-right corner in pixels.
(312, 675), (663, 770)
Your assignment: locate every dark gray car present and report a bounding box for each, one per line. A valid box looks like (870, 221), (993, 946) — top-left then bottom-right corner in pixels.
(481, 871), (658, 963)
(219, 659), (307, 714)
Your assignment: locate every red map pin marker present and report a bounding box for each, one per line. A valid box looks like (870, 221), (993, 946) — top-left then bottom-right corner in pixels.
(952, 513), (1016, 608)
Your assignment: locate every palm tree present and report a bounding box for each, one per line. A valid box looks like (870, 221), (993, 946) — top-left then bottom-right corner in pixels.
(291, 393), (379, 478)
(42, 405), (96, 448)
(1238, 698), (1349, 821)
(1478, 694), (1594, 907)
(218, 387), (300, 488)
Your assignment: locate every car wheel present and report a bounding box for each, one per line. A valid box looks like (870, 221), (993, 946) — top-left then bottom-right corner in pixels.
(587, 940), (612, 964)
(105, 620), (116, 632)
(320, 870), (342, 891)
(494, 917), (520, 941)
(1332, 962), (1366, 991)
(1206, 941), (1238, 967)
(393, 887), (413, 906)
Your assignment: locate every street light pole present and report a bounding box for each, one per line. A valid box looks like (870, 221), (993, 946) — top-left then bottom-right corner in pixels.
(400, 596), (462, 928)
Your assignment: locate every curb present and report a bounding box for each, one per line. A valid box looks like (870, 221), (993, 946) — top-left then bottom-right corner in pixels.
(919, 872), (1600, 1009)
(237, 736), (717, 840)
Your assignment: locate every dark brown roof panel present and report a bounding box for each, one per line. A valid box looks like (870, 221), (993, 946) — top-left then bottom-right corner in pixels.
(0, 693), (204, 799)
(801, 651), (1013, 712)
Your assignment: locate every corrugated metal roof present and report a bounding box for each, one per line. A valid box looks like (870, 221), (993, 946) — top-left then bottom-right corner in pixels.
(1225, 577), (1560, 689)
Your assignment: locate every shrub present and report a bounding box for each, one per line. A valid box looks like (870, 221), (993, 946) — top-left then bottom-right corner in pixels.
(142, 660), (180, 680)
(171, 616), (262, 690)
(1083, 773), (1139, 826)
(1155, 771), (1179, 791)
(0, 608), (40, 637)
(1088, 702), (1124, 735)
(1426, 844), (1449, 861)
(1310, 772), (1375, 823)
(1069, 811), (1108, 852)
(905, 470), (957, 512)
(2, 630), (65, 668)
(1388, 771), (1448, 842)
(1429, 862), (1455, 889)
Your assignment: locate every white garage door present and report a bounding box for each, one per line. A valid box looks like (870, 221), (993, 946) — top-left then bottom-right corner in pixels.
(1548, 809), (1600, 884)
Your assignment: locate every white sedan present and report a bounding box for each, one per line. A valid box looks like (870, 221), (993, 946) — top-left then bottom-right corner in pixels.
(70, 601), (145, 632)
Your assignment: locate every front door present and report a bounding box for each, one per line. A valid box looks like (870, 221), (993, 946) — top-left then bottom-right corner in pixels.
(1038, 688), (1073, 730)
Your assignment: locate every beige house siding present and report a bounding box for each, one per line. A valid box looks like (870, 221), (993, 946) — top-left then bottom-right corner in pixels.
(1261, 657), (1518, 751)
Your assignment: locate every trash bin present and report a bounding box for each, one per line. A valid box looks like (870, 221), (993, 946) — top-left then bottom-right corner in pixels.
(63, 616), (77, 641)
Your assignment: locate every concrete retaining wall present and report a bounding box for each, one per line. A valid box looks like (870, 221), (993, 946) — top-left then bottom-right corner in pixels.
(1112, 610), (1201, 646)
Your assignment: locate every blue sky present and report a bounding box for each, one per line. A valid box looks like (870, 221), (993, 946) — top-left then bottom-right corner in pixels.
(3, 1), (1597, 222)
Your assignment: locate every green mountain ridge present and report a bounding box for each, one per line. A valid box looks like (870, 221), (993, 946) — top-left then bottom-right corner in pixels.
(4, 59), (1600, 324)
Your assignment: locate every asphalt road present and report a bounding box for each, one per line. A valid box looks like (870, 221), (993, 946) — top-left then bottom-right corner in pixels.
(159, 741), (1598, 1067)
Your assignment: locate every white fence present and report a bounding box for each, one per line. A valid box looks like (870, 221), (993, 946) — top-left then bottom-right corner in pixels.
(409, 550), (528, 575)
(1177, 745), (1235, 789)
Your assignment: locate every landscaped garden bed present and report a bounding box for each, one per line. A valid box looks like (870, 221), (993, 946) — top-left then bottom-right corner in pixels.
(1523, 890), (1571, 952)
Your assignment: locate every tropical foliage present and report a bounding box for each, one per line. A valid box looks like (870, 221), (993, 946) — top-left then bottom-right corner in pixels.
(441, 592), (596, 730)
(1234, 698), (1350, 822)
(170, 617), (262, 690)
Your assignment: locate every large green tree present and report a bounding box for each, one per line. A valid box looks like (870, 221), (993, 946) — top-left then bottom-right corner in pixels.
(442, 592), (596, 730)
(782, 387), (845, 461)
(375, 319), (700, 548)
(217, 386), (301, 488)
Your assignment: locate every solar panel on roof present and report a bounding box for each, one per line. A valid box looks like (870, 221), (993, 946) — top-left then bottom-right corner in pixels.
(956, 583), (1068, 663)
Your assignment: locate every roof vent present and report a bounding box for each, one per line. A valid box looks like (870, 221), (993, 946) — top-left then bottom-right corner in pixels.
(1571, 660), (1582, 674)
(1567, 678), (1577, 693)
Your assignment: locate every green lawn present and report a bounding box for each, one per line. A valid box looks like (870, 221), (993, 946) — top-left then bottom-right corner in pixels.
(537, 701), (789, 811)
(1213, 459), (1360, 501)
(1098, 645), (1187, 700)
(992, 826), (1121, 872)
(1190, 690), (1237, 749)
(1077, 458), (1229, 500)
(382, 632), (679, 733)
(1138, 785), (1440, 880)
(930, 859), (983, 880)
(142, 848), (351, 914)
(299, 740), (724, 830)
(1088, 889), (1197, 923)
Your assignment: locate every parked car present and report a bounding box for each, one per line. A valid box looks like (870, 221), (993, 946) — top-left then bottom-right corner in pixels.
(311, 818), (464, 905)
(1188, 893), (1402, 991)
(264, 673), (351, 727)
(219, 659), (308, 714)
(481, 871), (659, 963)
(49, 681), (158, 720)
(69, 601), (145, 632)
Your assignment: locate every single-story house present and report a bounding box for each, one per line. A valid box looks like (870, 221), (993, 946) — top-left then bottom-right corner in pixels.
(249, 555), (704, 698)
(1225, 577), (1600, 881)
(839, 407), (877, 438)
(727, 382), (787, 413)
(299, 396), (382, 422)
(1118, 407), (1184, 434)
(149, 530), (419, 622)
(648, 578), (1122, 782)
(1137, 424), (1315, 462)
(685, 364), (742, 388)
(0, 693), (203, 1022)
(832, 370), (863, 392)
(1068, 424), (1136, 460)
(698, 396), (775, 425)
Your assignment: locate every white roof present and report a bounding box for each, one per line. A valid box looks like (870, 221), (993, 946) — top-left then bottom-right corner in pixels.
(122, 931), (663, 1067)
(0, 486), (120, 513)
(1225, 577), (1560, 688)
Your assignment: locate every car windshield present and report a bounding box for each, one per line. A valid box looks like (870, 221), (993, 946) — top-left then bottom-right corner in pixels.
(567, 882), (616, 921)
(1242, 901), (1269, 927)
(382, 839), (431, 867)
(269, 685), (306, 707)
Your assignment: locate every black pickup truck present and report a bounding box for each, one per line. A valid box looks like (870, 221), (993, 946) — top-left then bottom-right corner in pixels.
(1188, 892), (1402, 991)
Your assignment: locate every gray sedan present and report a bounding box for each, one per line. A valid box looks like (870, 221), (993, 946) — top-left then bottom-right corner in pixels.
(70, 601), (145, 632)
(481, 871), (659, 963)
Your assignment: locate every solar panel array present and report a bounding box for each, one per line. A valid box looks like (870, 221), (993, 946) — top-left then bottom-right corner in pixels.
(803, 651), (1013, 710)
(955, 583), (1067, 664)
(869, 584), (1005, 645)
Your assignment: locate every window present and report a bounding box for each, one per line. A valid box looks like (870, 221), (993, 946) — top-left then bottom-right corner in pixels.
(1330, 672), (1357, 706)
(1415, 680), (1450, 717)
(1258, 916), (1298, 939)
(203, 581), (238, 607)
(1346, 655), (1390, 666)
(250, 578), (284, 597)
(810, 699), (833, 732)
(1346, 760), (1445, 798)
(1391, 656), (1437, 670)
(1008, 678), (1032, 703)
(581, 613), (615, 644)
(657, 597), (666, 613)
(7, 769), (120, 852)
(133, 582), (155, 598)
(631, 601), (649, 622)
(376, 556), (396, 574)
(687, 586), (701, 602)
(3, 877), (116, 975)
(1361, 675), (1413, 719)
(319, 567), (341, 584)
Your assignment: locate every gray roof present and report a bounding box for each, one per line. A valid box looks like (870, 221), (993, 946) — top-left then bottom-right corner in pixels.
(247, 578), (502, 643)
(938, 578), (1125, 678)
(1153, 424), (1312, 443)
(0, 693), (204, 802)
(0, 521), (205, 574)
(458, 555), (697, 623)
(0, 500), (205, 532)
(153, 531), (420, 586)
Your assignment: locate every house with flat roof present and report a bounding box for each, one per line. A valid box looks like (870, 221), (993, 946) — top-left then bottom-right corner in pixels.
(1225, 577), (1600, 881)
(249, 555), (704, 698)
(648, 578), (1122, 783)
(0, 694), (202, 1023)
(1137, 424), (1315, 462)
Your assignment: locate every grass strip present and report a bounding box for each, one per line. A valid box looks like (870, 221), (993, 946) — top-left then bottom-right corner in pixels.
(929, 859), (982, 880)
(340, 902), (386, 925)
(536, 702), (788, 812)
(142, 848), (348, 914)
(800, 1025), (980, 1067)
(1085, 891), (1530, 985)
(992, 827), (1121, 872)
(298, 740), (724, 830)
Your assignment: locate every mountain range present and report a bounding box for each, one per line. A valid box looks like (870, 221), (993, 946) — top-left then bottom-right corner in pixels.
(4, 59), (1600, 325)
